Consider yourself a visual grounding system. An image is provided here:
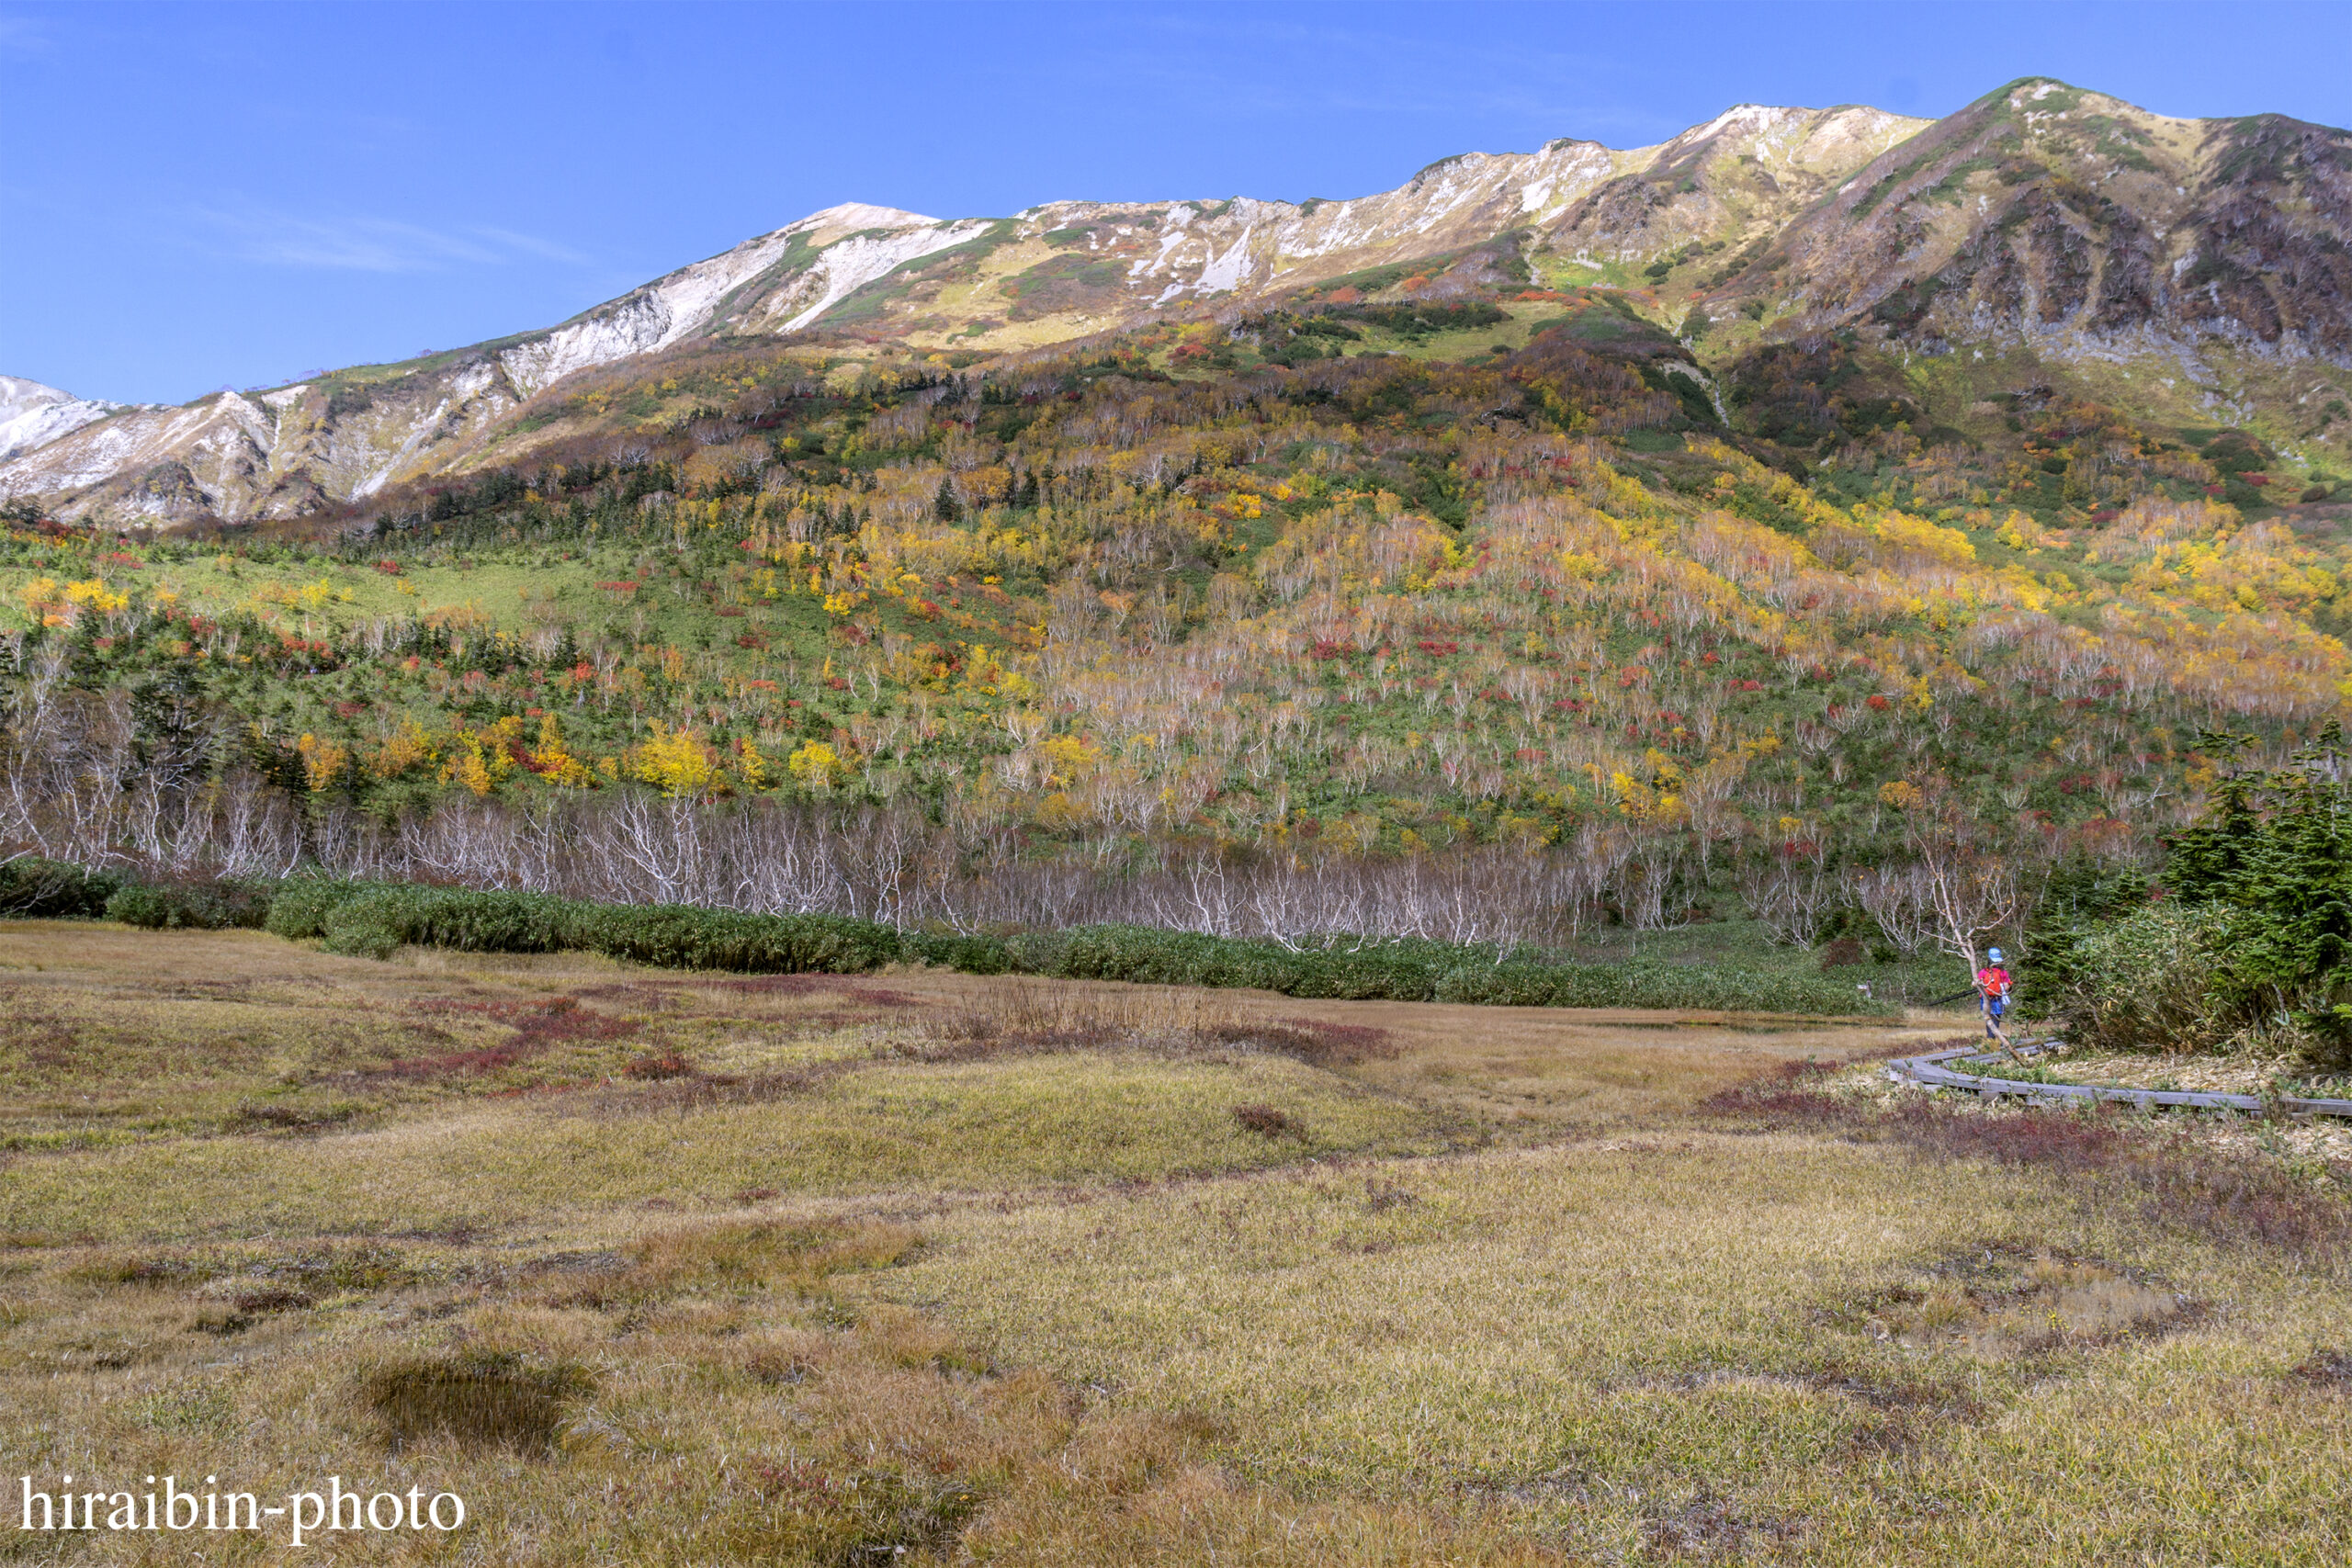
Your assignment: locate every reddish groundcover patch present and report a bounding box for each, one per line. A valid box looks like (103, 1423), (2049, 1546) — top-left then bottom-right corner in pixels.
(1708, 1061), (2352, 1264)
(369, 997), (640, 1079)
(697, 975), (923, 1009)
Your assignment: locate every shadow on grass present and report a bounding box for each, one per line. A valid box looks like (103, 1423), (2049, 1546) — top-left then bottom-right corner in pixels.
(362, 1348), (596, 1453)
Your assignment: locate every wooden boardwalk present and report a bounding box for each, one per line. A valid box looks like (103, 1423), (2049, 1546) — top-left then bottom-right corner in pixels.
(1886, 1038), (2352, 1119)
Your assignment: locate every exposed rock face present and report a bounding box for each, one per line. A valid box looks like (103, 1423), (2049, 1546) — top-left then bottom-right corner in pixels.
(1730, 82), (2350, 367)
(1534, 105), (1928, 266)
(4, 79), (2340, 525)
(1, 369), (532, 523)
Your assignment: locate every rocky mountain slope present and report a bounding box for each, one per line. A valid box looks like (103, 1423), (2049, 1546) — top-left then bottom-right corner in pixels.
(4, 79), (2342, 526)
(1681, 83), (2352, 440)
(0, 378), (119, 464)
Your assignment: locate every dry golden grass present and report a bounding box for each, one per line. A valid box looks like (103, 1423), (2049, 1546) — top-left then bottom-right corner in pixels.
(0, 1049), (1443, 1242)
(0, 1212), (1572, 1566)
(1, 921), (2346, 1563)
(880, 1132), (2352, 1562)
(826, 964), (1934, 1132)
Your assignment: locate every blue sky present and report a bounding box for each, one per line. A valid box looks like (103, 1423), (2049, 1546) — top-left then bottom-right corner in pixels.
(4, 0), (2346, 406)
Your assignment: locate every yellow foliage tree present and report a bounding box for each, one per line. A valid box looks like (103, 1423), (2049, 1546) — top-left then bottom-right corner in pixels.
(295, 732), (348, 792)
(636, 723), (715, 798)
(787, 740), (848, 787)
(14, 577), (65, 626)
(1037, 734), (1099, 787)
(370, 720), (435, 779)
(65, 578), (130, 613)
(531, 713), (595, 789)
(450, 747), (497, 797)
(735, 737), (770, 790)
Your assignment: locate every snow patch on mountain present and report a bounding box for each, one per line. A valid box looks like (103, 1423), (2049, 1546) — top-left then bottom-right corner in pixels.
(782, 219), (999, 332)
(0, 377), (120, 463)
(500, 229), (806, 398)
(1193, 228), (1257, 295)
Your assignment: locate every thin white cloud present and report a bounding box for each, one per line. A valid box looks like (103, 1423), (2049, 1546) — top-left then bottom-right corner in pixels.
(192, 207), (594, 273)
(0, 14), (50, 56)
(470, 225), (597, 266)
(1080, 11), (1703, 147)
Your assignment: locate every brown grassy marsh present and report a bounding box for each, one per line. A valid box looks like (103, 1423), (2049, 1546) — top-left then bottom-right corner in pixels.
(0, 919), (2346, 1563)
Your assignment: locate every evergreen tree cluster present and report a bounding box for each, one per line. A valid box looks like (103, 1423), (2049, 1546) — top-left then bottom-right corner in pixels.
(2045, 723), (2352, 1067)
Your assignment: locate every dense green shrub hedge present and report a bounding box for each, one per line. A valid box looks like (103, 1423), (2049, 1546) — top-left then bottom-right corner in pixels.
(1434, 959), (1873, 1013)
(2041, 903), (2234, 1054)
(565, 901), (902, 975)
(105, 880), (272, 931)
(4, 862), (1893, 1016)
(283, 882), (901, 973)
(900, 930), (1017, 975)
(904, 922), (1888, 1015)
(0, 856), (120, 919)
(910, 926), (1457, 998)
(263, 877), (370, 942)
(319, 886), (573, 960)
(2020, 855), (2157, 1017)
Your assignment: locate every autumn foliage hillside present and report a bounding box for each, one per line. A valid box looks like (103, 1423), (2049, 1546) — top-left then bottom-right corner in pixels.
(4, 315), (2348, 965)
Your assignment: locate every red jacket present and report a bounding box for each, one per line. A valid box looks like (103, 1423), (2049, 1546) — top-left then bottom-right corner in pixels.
(1977, 965), (2011, 999)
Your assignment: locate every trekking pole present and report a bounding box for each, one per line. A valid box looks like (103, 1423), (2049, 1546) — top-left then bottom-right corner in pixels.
(1992, 1010), (2026, 1068)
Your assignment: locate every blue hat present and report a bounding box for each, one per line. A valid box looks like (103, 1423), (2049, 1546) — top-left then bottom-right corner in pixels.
(1987, 948), (2005, 964)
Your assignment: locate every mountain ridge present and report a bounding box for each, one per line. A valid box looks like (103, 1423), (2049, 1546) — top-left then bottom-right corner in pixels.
(0, 378), (120, 465)
(5, 79), (2343, 526)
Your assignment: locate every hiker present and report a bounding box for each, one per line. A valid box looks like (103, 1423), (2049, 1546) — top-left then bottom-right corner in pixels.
(1977, 947), (2018, 1061)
